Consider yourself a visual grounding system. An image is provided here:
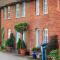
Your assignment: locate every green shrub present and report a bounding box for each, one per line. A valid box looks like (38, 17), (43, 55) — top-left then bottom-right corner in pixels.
(15, 22), (28, 32)
(17, 38), (26, 50)
(32, 47), (41, 52)
(46, 35), (59, 53)
(6, 33), (15, 48)
(48, 49), (59, 60)
(1, 27), (6, 48)
(17, 38), (21, 50)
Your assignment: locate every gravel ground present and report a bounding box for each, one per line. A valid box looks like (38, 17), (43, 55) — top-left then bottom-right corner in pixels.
(0, 52), (33, 60)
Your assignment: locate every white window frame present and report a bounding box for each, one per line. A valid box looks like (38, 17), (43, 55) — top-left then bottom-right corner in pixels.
(22, 1), (25, 17)
(16, 4), (20, 18)
(35, 29), (40, 47)
(8, 6), (11, 19)
(43, 28), (48, 43)
(4, 7), (7, 19)
(36, 0), (40, 16)
(43, 0), (48, 14)
(8, 29), (11, 38)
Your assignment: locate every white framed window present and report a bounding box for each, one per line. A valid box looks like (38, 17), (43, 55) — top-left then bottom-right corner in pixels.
(4, 7), (7, 19)
(16, 31), (20, 43)
(16, 4), (20, 18)
(22, 31), (26, 43)
(43, 0), (48, 14)
(35, 29), (40, 47)
(22, 1), (25, 17)
(8, 6), (10, 19)
(43, 28), (48, 43)
(8, 29), (11, 38)
(36, 0), (40, 16)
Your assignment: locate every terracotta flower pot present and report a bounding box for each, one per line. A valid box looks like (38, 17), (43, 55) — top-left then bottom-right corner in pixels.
(20, 48), (26, 56)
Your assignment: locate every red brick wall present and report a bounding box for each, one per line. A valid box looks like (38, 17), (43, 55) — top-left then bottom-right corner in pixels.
(1, 0), (60, 54)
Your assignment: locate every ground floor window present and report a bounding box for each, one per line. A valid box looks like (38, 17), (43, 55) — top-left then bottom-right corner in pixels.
(16, 31), (26, 43)
(22, 31), (26, 43)
(35, 29), (40, 47)
(8, 29), (11, 38)
(43, 28), (48, 43)
(16, 31), (20, 43)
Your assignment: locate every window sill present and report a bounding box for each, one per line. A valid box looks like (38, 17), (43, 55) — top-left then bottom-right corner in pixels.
(21, 16), (25, 17)
(8, 18), (11, 20)
(16, 17), (20, 19)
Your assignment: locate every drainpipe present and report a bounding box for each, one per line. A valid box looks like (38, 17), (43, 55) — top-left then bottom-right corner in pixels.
(41, 43), (47, 60)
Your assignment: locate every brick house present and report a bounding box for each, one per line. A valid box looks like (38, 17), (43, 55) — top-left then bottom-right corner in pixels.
(0, 0), (60, 54)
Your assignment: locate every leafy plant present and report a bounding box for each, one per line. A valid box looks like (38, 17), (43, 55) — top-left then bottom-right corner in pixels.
(17, 38), (21, 50)
(48, 49), (60, 60)
(6, 33), (15, 49)
(32, 47), (40, 52)
(15, 22), (28, 32)
(17, 38), (26, 50)
(1, 27), (6, 50)
(46, 35), (59, 53)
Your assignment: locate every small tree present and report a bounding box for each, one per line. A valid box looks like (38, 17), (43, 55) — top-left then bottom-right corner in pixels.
(15, 22), (28, 39)
(15, 22), (28, 32)
(46, 35), (59, 53)
(17, 38), (26, 50)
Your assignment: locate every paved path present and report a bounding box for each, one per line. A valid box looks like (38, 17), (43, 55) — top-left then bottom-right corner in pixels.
(0, 52), (31, 60)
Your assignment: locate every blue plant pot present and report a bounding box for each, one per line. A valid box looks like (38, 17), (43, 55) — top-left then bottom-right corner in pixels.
(32, 51), (37, 59)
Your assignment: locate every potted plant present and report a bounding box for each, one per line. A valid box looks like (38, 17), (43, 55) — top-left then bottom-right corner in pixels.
(17, 38), (21, 54)
(20, 40), (26, 56)
(32, 47), (40, 59)
(6, 33), (15, 52)
(15, 22), (28, 55)
(17, 38), (26, 55)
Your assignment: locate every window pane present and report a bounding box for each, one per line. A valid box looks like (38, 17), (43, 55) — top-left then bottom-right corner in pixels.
(8, 29), (11, 38)
(8, 6), (10, 19)
(43, 0), (48, 14)
(22, 1), (25, 17)
(36, 0), (40, 15)
(16, 4), (20, 18)
(23, 31), (26, 43)
(16, 31), (20, 43)
(36, 29), (40, 47)
(4, 7), (7, 19)
(43, 28), (48, 43)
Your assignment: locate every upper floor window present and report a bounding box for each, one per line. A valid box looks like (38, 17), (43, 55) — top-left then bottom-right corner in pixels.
(16, 4), (20, 18)
(43, 0), (48, 14)
(43, 28), (48, 43)
(8, 6), (11, 19)
(22, 1), (25, 17)
(36, 0), (40, 16)
(4, 7), (7, 19)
